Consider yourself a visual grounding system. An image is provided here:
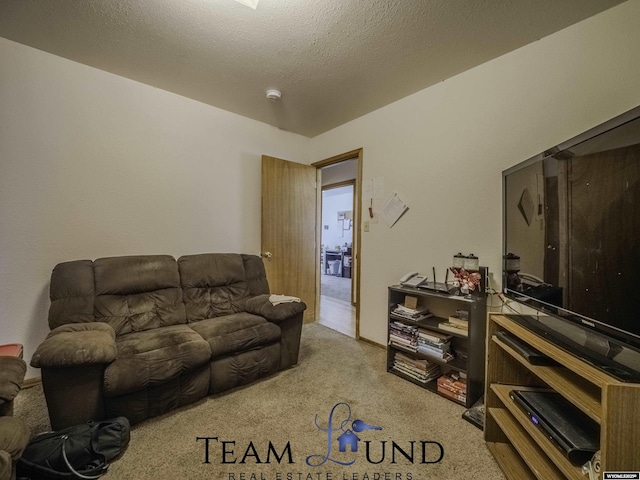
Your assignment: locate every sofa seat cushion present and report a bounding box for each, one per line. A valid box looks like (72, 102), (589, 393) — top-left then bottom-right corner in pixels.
(189, 313), (281, 358)
(104, 325), (211, 397)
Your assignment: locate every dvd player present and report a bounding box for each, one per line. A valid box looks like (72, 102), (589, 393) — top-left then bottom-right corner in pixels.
(495, 331), (558, 366)
(510, 389), (599, 465)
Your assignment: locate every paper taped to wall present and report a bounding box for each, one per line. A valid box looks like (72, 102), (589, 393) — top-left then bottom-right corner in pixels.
(381, 192), (408, 227)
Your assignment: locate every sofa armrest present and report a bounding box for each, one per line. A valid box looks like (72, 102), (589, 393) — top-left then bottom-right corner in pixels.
(32, 323), (115, 430)
(245, 294), (305, 369)
(0, 450), (10, 480)
(31, 322), (117, 368)
(0, 357), (26, 407)
(244, 294), (306, 323)
(0, 417), (29, 461)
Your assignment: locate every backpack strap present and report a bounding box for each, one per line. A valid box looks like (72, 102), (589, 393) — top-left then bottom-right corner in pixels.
(61, 435), (108, 479)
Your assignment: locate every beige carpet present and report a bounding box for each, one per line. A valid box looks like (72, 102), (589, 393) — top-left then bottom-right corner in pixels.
(15, 323), (505, 480)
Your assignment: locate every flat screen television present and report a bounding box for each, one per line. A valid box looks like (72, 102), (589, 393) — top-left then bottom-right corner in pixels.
(502, 105), (640, 381)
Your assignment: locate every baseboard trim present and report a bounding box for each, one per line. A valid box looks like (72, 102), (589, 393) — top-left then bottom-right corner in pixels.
(22, 376), (42, 389)
(358, 336), (385, 350)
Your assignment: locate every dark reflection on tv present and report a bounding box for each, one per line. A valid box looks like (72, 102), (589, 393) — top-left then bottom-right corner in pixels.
(503, 110), (640, 348)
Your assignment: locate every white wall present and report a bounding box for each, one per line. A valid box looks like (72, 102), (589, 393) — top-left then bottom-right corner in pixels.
(309, 0), (640, 345)
(0, 38), (310, 378)
(320, 159), (358, 186)
(321, 186), (354, 251)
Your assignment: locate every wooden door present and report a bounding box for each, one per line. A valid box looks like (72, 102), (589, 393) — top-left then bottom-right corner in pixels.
(261, 155), (317, 322)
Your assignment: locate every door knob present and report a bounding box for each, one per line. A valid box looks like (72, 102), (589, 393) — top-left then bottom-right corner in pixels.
(261, 252), (273, 258)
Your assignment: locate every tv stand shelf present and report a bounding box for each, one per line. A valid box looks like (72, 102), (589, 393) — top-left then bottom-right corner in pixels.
(485, 314), (640, 479)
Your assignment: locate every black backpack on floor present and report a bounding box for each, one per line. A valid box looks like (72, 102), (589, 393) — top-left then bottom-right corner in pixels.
(17, 417), (130, 479)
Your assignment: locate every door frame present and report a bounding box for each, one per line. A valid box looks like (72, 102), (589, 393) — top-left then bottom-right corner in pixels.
(312, 148), (363, 338)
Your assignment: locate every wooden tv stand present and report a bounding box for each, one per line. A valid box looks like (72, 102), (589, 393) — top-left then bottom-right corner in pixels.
(485, 314), (640, 479)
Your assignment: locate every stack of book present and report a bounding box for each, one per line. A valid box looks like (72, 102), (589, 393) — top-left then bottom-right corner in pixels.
(437, 312), (469, 336)
(392, 351), (441, 384)
(417, 329), (454, 362)
(389, 321), (418, 352)
(391, 304), (433, 322)
(437, 372), (467, 403)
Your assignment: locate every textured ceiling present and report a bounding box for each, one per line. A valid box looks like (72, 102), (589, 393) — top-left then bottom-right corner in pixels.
(0, 0), (626, 137)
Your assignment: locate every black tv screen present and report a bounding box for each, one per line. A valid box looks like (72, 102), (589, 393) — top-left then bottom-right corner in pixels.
(503, 106), (640, 376)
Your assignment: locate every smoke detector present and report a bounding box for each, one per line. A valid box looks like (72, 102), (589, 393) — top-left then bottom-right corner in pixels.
(266, 89), (282, 102)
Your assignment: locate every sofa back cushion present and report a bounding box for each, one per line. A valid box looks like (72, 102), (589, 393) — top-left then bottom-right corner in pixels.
(241, 254), (270, 297)
(178, 253), (269, 322)
(93, 255), (186, 335)
(49, 260), (96, 330)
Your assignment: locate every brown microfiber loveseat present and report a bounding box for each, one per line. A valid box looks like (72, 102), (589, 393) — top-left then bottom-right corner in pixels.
(31, 253), (305, 430)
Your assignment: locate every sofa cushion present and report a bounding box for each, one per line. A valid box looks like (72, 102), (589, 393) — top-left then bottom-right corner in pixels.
(209, 343), (280, 393)
(179, 254), (252, 321)
(241, 254), (270, 297)
(48, 260), (95, 330)
(105, 365), (210, 425)
(103, 325), (210, 397)
(189, 313), (281, 358)
(94, 256), (186, 335)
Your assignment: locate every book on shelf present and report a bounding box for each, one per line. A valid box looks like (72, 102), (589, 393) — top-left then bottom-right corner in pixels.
(389, 321), (419, 351)
(417, 344), (454, 362)
(393, 360), (440, 377)
(417, 328), (452, 344)
(447, 315), (469, 328)
(437, 374), (467, 402)
(418, 348), (454, 362)
(395, 351), (429, 369)
(391, 320), (418, 330)
(417, 339), (451, 352)
(437, 321), (468, 336)
(391, 304), (433, 321)
(392, 351), (441, 383)
(437, 386), (467, 403)
(415, 327), (454, 361)
(390, 322), (418, 337)
(389, 339), (417, 352)
(437, 373), (467, 394)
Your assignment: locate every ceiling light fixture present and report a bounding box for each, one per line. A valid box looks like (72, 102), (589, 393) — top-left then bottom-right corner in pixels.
(232, 0), (259, 9)
(266, 89), (282, 101)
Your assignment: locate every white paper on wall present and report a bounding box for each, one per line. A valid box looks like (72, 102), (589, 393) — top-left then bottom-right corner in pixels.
(381, 192), (408, 227)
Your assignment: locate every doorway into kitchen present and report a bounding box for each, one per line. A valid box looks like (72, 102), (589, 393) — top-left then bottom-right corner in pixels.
(318, 163), (357, 338)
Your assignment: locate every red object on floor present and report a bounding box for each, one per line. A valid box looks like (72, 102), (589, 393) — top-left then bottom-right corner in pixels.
(0, 343), (23, 358)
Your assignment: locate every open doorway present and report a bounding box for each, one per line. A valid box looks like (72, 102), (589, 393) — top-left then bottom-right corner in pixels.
(316, 160), (358, 338)
(321, 184), (353, 295)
